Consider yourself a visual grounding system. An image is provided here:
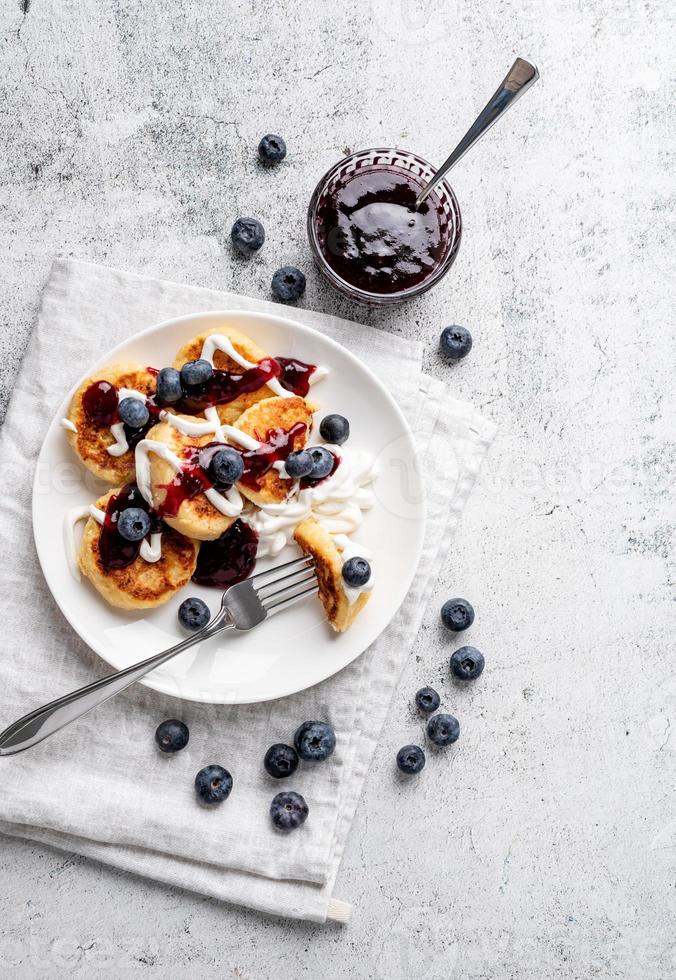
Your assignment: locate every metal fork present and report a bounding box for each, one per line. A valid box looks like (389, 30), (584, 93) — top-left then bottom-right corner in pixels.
(0, 555), (317, 756)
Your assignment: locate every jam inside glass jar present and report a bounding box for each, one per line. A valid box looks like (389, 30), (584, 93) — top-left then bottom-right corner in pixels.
(314, 165), (449, 295)
(308, 148), (461, 305)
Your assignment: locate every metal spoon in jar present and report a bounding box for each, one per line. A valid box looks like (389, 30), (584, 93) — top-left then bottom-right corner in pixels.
(415, 57), (539, 208)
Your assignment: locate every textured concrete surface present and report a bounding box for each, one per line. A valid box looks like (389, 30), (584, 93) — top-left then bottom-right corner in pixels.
(1, 0), (674, 977)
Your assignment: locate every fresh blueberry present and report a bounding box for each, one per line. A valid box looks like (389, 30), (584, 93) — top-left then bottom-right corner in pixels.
(195, 764), (233, 804)
(450, 645), (485, 681)
(342, 557), (371, 588)
(271, 266), (306, 302)
(396, 744), (426, 775)
(285, 449), (313, 479)
(231, 217), (265, 255)
(264, 743), (300, 779)
(118, 396), (149, 429)
(178, 596), (211, 632)
(319, 414), (350, 446)
(426, 713), (460, 747)
(415, 686), (441, 714)
(155, 367), (183, 405)
(258, 133), (287, 165)
(208, 447), (244, 486)
(293, 720), (336, 762)
(307, 446), (334, 481)
(155, 719), (189, 753)
(440, 597), (475, 632)
(440, 325), (473, 360)
(270, 791), (309, 831)
(117, 507), (151, 542)
(180, 359), (213, 389)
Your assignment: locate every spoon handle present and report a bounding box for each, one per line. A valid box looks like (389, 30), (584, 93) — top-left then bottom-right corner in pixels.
(416, 57), (539, 207)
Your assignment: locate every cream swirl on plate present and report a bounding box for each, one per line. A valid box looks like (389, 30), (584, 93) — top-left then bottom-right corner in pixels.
(246, 446), (378, 558)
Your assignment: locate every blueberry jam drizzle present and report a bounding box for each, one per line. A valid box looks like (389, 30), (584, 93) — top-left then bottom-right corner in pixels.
(98, 482), (161, 572)
(177, 357), (281, 413)
(274, 357), (317, 397)
(155, 445), (216, 518)
(82, 380), (118, 427)
(82, 379), (162, 449)
(239, 422), (307, 489)
(176, 356), (318, 412)
(192, 518), (259, 588)
(156, 423), (309, 518)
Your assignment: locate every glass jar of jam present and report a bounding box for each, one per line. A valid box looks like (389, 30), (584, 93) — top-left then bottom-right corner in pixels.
(307, 148), (461, 306)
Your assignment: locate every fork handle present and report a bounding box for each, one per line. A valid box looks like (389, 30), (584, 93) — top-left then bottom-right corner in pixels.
(0, 613), (234, 756)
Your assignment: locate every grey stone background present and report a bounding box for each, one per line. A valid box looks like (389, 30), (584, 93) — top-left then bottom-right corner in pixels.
(1, 0), (674, 977)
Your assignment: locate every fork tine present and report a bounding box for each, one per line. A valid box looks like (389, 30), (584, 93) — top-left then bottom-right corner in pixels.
(249, 554), (313, 588)
(263, 581), (319, 616)
(258, 570), (317, 604)
(255, 562), (317, 599)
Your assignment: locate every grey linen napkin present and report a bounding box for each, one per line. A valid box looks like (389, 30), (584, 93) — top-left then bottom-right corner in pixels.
(0, 260), (495, 923)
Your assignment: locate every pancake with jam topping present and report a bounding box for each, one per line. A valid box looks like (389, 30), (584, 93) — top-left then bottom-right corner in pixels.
(293, 517), (371, 632)
(78, 488), (198, 610)
(139, 421), (241, 542)
(173, 325), (287, 424)
(65, 362), (159, 485)
(232, 395), (317, 507)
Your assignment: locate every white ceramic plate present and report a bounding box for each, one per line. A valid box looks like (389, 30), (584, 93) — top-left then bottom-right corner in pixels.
(33, 310), (425, 704)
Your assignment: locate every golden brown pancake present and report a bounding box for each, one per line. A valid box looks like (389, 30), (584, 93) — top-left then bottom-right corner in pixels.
(173, 325), (281, 424)
(143, 421), (238, 541)
(78, 489), (198, 610)
(233, 395), (317, 506)
(65, 363), (157, 484)
(293, 518), (370, 632)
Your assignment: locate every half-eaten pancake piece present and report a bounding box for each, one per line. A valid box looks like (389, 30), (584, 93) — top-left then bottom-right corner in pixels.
(78, 489), (198, 610)
(173, 325), (282, 424)
(65, 362), (158, 484)
(233, 395), (317, 506)
(143, 421), (238, 541)
(293, 518), (370, 632)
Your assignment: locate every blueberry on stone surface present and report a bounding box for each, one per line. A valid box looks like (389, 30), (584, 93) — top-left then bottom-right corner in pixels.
(440, 325), (473, 360)
(285, 449), (313, 479)
(155, 367), (183, 405)
(271, 266), (306, 302)
(264, 743), (299, 779)
(426, 713), (460, 747)
(440, 597), (475, 632)
(208, 447), (244, 486)
(178, 597), (211, 632)
(195, 765), (233, 804)
(258, 133), (287, 165)
(319, 414), (350, 445)
(307, 446), (334, 480)
(293, 721), (336, 762)
(450, 645), (485, 681)
(342, 557), (371, 588)
(155, 719), (189, 753)
(396, 744), (426, 775)
(415, 686), (441, 714)
(118, 396), (149, 429)
(180, 358), (213, 389)
(270, 791), (309, 830)
(231, 217), (265, 255)
(117, 507), (151, 542)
